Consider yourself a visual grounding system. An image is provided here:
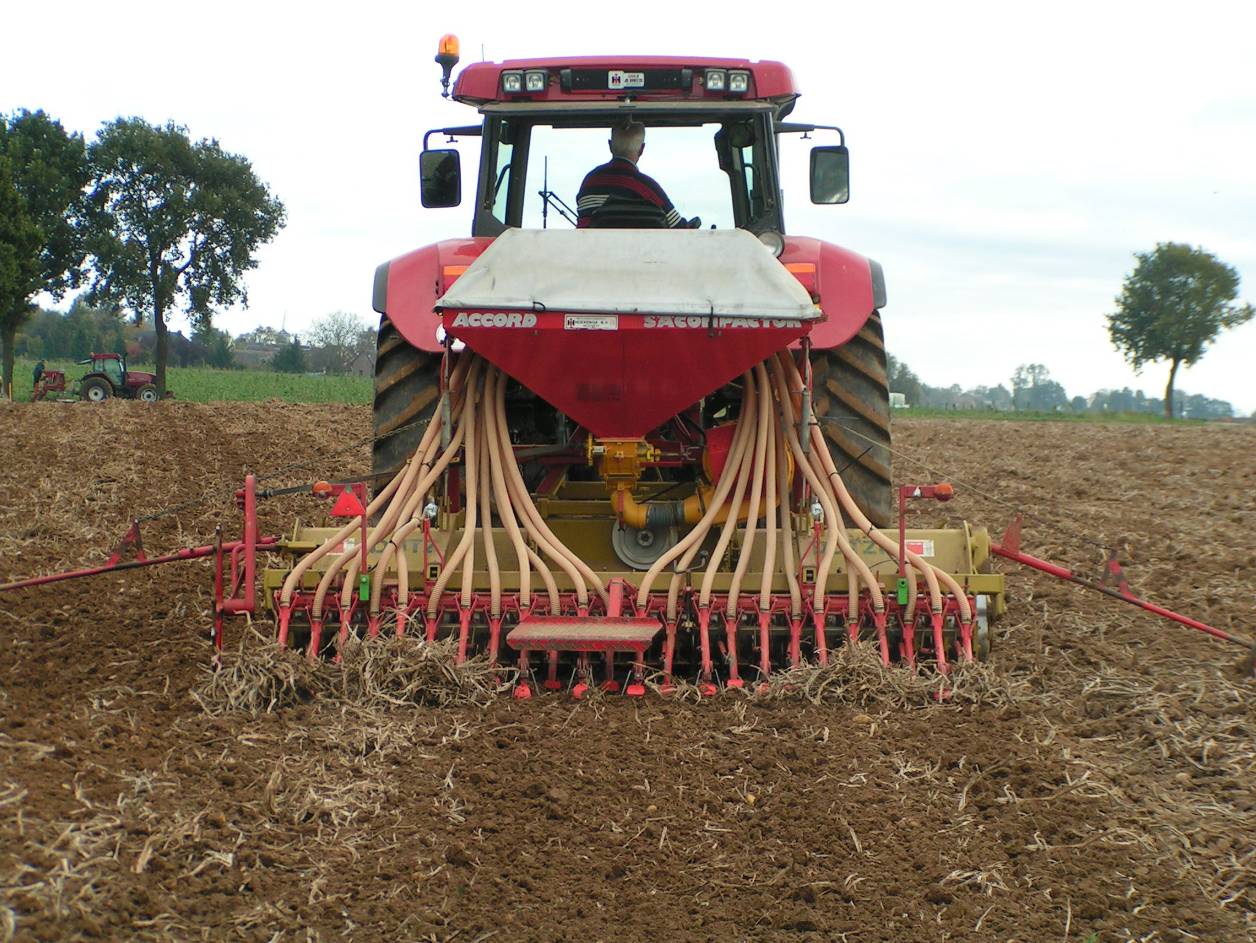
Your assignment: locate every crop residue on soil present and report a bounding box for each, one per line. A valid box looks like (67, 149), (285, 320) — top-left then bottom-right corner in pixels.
(0, 401), (1253, 941)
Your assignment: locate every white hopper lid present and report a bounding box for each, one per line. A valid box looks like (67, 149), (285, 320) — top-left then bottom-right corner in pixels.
(436, 228), (820, 321)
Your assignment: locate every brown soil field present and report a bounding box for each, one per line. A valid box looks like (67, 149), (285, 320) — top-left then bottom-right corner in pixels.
(1, 401), (1253, 942)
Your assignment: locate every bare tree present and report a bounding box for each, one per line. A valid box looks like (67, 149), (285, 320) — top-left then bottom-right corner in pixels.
(308, 310), (374, 373)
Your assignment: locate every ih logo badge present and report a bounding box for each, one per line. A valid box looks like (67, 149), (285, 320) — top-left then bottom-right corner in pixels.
(608, 70), (645, 89)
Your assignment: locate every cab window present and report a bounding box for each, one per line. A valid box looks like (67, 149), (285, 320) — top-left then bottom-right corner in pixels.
(519, 124), (737, 230)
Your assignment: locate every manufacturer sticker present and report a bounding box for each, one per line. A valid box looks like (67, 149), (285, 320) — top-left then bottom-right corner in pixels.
(905, 539), (935, 558)
(564, 315), (618, 331)
(608, 70), (645, 89)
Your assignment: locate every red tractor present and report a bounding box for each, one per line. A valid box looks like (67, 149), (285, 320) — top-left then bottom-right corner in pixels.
(261, 42), (1005, 691)
(375, 52), (889, 519)
(74, 353), (163, 403)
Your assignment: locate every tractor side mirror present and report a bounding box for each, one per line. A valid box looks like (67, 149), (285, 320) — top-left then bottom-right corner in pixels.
(809, 145), (850, 204)
(420, 149), (461, 208)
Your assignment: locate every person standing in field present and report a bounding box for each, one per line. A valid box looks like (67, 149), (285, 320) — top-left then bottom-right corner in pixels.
(33, 360), (45, 387)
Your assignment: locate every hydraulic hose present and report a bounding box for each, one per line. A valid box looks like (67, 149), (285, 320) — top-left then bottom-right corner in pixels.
(485, 366), (532, 609)
(774, 416), (802, 617)
(477, 412), (501, 618)
(768, 355), (884, 614)
(697, 371), (760, 610)
(352, 365), (475, 617)
(425, 361), (483, 619)
(636, 376), (754, 610)
(782, 354), (971, 624)
(493, 369), (597, 609)
(726, 363), (772, 615)
(365, 417), (469, 616)
(304, 356), (476, 619)
(757, 364), (780, 614)
(365, 357), (482, 615)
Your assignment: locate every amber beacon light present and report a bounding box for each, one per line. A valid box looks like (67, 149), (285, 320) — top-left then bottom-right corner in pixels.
(436, 34), (460, 97)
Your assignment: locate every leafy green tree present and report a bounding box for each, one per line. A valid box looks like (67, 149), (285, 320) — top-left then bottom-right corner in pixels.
(271, 337), (306, 373)
(199, 327), (236, 369)
(1108, 243), (1253, 419)
(1010, 363), (1068, 411)
(1178, 392), (1233, 420)
(85, 117), (285, 395)
(0, 163), (41, 396)
(886, 354), (925, 406)
(0, 110), (89, 396)
(987, 384), (1014, 411)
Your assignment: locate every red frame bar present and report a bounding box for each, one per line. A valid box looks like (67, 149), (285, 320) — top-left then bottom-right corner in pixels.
(990, 541), (1248, 648)
(0, 538), (275, 593)
(2, 473), (277, 660)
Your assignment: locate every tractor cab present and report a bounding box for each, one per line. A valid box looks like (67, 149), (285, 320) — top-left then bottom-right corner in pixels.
(81, 353), (126, 388)
(419, 57), (850, 245)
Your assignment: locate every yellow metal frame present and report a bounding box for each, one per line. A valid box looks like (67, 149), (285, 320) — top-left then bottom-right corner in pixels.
(261, 479), (1005, 615)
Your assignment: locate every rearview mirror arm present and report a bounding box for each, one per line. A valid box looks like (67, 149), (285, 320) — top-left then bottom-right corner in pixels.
(422, 125), (484, 149)
(774, 122), (845, 146)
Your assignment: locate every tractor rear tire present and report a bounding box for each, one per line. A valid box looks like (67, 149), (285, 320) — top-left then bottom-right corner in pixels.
(371, 316), (442, 487)
(812, 311), (893, 528)
(81, 377), (112, 403)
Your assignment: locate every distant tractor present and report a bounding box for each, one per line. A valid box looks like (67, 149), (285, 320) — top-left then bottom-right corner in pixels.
(74, 353), (164, 403)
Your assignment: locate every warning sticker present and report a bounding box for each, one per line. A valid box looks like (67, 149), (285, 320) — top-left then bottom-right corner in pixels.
(905, 539), (935, 558)
(608, 70), (645, 89)
(564, 314), (618, 331)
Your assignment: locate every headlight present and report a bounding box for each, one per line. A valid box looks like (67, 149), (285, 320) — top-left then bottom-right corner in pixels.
(524, 70), (546, 92)
(728, 70), (750, 94)
(501, 71), (523, 94)
(757, 231), (785, 257)
(704, 69), (726, 92)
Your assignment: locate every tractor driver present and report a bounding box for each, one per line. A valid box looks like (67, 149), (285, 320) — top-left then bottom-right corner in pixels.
(576, 123), (700, 229)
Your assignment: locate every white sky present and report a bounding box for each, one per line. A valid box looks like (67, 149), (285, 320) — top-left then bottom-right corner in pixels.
(3, 0), (1254, 413)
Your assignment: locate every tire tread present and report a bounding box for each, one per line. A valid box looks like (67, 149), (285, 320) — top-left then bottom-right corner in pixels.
(811, 312), (893, 527)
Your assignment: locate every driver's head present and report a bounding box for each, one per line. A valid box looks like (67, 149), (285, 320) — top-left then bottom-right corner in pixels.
(609, 122), (645, 163)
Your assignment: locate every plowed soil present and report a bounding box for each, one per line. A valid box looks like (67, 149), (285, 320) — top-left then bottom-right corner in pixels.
(1, 401), (1253, 942)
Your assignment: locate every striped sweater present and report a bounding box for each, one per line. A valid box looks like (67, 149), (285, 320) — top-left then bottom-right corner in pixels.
(576, 157), (684, 229)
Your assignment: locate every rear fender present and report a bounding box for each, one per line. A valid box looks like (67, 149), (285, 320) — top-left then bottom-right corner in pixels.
(373, 238), (495, 353)
(781, 237), (885, 350)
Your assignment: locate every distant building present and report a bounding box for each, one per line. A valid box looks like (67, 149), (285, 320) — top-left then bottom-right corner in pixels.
(345, 350), (375, 377)
(889, 392), (908, 409)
